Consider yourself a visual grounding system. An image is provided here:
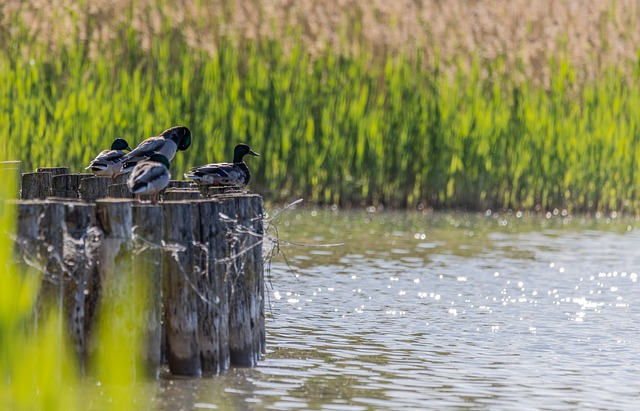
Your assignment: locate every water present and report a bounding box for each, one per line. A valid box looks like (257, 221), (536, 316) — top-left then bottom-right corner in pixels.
(153, 209), (640, 411)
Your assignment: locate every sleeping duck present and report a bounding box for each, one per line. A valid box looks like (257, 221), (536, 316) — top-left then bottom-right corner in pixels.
(184, 143), (260, 188)
(127, 154), (171, 203)
(116, 126), (191, 176)
(85, 138), (132, 178)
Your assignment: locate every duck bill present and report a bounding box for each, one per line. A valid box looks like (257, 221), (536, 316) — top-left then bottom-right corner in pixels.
(249, 149), (260, 157)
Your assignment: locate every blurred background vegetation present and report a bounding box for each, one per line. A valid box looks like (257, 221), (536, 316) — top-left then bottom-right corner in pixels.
(2, 0), (640, 211)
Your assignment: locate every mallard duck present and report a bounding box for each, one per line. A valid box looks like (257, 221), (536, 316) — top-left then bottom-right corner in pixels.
(85, 138), (132, 178)
(116, 126), (191, 176)
(127, 154), (171, 203)
(184, 143), (260, 188)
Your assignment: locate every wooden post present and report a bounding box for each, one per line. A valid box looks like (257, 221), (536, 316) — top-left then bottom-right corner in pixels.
(195, 200), (223, 374)
(162, 201), (201, 376)
(79, 176), (111, 201)
(204, 186), (240, 198)
(168, 180), (194, 189)
(15, 201), (65, 326)
(94, 199), (135, 368)
(36, 167), (69, 176)
(37, 201), (65, 323)
(51, 173), (93, 198)
(62, 202), (100, 370)
(163, 189), (202, 201)
(222, 195), (263, 367)
(236, 195), (265, 359)
(112, 174), (129, 185)
(131, 203), (164, 377)
(108, 183), (133, 199)
(191, 199), (212, 375)
(21, 172), (52, 199)
(21, 167), (71, 199)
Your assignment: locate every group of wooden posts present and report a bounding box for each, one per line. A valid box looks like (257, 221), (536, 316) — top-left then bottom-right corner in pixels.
(4, 162), (266, 377)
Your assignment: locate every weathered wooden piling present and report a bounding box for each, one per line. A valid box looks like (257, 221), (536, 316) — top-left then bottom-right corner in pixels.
(131, 203), (164, 376)
(197, 199), (229, 374)
(108, 183), (134, 199)
(163, 188), (202, 201)
(162, 201), (201, 376)
(50, 173), (94, 198)
(14, 165), (266, 377)
(61, 201), (100, 368)
(226, 195), (265, 367)
(21, 167), (72, 199)
(198, 186), (240, 198)
(94, 199), (135, 366)
(79, 176), (112, 201)
(21, 173), (52, 199)
(36, 166), (70, 176)
(168, 180), (194, 189)
(15, 200), (65, 324)
(21, 169), (131, 201)
(239, 195), (266, 359)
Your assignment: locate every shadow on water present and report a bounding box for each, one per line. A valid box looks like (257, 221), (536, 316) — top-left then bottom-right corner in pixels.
(153, 209), (640, 411)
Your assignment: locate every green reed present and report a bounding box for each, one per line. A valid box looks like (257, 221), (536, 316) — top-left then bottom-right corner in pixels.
(3, 15), (640, 213)
(0, 176), (152, 409)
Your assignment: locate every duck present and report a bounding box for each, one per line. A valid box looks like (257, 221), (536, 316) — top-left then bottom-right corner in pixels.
(116, 126), (191, 176)
(184, 143), (260, 188)
(127, 154), (171, 203)
(85, 138), (132, 178)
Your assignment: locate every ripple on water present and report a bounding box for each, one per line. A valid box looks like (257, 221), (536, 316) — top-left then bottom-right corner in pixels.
(156, 212), (640, 411)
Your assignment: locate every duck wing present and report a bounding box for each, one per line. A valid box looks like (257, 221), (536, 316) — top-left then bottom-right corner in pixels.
(87, 149), (128, 167)
(121, 137), (164, 162)
(120, 137), (178, 173)
(128, 161), (171, 194)
(85, 149), (129, 176)
(184, 162), (248, 187)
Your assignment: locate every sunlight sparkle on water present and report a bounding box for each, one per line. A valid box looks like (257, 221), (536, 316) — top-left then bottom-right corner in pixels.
(239, 211), (640, 411)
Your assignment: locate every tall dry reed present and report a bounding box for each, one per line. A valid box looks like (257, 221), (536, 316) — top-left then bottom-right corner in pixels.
(3, 0), (640, 87)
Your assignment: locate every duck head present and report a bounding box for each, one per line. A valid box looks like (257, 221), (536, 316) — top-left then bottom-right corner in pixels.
(233, 143), (260, 163)
(148, 153), (171, 169)
(161, 126), (192, 151)
(111, 138), (132, 151)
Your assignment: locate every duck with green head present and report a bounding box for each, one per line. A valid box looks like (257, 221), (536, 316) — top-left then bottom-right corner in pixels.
(127, 154), (171, 203)
(85, 138), (132, 178)
(184, 143), (260, 188)
(116, 126), (191, 176)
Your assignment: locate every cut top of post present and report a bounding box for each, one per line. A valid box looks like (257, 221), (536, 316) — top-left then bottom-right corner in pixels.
(36, 167), (70, 176)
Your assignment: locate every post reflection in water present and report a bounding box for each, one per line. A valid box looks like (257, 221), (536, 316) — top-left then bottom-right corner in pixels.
(152, 210), (640, 411)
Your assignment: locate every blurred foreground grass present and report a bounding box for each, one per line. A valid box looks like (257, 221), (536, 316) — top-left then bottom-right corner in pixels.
(2, 1), (640, 212)
(0, 175), (151, 410)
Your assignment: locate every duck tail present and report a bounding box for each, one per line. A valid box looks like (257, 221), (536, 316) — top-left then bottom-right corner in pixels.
(86, 161), (107, 171)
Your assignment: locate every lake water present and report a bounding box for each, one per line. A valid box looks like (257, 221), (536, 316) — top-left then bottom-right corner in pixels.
(153, 209), (640, 411)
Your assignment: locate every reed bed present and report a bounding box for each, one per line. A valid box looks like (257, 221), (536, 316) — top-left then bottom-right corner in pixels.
(2, 1), (640, 212)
